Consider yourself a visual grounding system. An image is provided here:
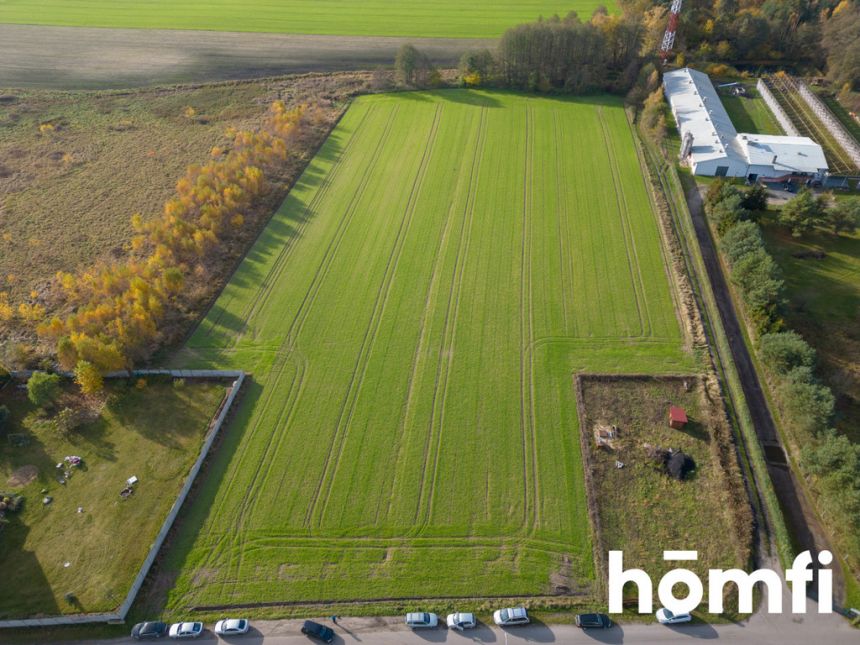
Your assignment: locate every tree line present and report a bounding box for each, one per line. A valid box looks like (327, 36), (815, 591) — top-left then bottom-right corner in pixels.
(705, 180), (860, 569)
(392, 1), (859, 106)
(396, 8), (649, 95)
(2, 102), (313, 394)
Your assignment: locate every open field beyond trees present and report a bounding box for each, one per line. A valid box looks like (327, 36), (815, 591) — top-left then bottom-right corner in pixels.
(0, 1), (613, 39)
(160, 89), (698, 611)
(0, 379), (226, 618)
(0, 74), (367, 312)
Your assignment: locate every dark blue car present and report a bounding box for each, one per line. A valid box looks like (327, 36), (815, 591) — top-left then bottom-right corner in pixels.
(301, 620), (335, 643)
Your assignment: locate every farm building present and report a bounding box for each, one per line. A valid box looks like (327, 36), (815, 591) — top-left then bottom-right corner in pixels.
(663, 68), (828, 180)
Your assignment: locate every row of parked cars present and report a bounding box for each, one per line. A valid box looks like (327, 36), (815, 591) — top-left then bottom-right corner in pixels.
(405, 606), (531, 630)
(133, 606), (692, 640)
(131, 618), (250, 640)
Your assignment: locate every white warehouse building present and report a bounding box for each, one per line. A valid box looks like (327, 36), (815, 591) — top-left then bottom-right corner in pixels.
(663, 68), (828, 180)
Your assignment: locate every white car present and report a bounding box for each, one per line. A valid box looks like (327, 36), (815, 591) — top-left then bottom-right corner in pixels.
(446, 612), (477, 630)
(168, 622), (204, 639)
(214, 618), (250, 635)
(405, 612), (438, 628)
(656, 608), (693, 624)
(493, 606), (530, 626)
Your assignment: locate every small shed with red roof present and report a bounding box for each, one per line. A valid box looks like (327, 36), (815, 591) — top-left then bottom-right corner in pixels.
(668, 405), (688, 430)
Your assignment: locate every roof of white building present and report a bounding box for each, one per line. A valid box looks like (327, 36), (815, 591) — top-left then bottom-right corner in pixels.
(737, 133), (829, 174)
(663, 67), (828, 174)
(663, 67), (746, 167)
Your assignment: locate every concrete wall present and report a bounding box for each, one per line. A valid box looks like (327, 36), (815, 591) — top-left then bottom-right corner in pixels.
(0, 370), (246, 629)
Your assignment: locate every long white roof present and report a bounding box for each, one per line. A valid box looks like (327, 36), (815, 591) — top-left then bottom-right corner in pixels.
(663, 67), (828, 174)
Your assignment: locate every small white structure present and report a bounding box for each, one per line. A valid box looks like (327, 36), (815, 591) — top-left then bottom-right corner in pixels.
(663, 68), (828, 180)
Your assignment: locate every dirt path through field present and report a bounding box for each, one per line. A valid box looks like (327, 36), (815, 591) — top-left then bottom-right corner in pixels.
(0, 24), (491, 89)
(684, 181), (845, 602)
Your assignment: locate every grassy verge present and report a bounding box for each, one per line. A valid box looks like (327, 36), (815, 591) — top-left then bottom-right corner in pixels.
(637, 133), (794, 569)
(0, 379), (226, 618)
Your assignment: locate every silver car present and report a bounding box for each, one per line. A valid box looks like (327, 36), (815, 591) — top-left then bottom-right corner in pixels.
(446, 612), (477, 630)
(493, 606), (529, 626)
(405, 612), (438, 628)
(168, 622), (203, 639)
(214, 618), (250, 635)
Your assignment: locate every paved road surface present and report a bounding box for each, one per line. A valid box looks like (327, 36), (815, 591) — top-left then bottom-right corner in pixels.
(0, 24), (490, 89)
(74, 606), (858, 645)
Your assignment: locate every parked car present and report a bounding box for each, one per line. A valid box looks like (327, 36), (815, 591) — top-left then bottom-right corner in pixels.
(656, 608), (692, 624)
(214, 618), (250, 635)
(446, 612), (477, 630)
(493, 606), (530, 626)
(405, 612), (438, 628)
(301, 620), (335, 643)
(168, 622), (204, 639)
(131, 622), (168, 640)
(575, 613), (612, 628)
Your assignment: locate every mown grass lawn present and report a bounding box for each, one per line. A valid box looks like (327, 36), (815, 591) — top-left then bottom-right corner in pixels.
(163, 89), (698, 611)
(0, 1), (612, 38)
(718, 84), (783, 136)
(0, 380), (225, 618)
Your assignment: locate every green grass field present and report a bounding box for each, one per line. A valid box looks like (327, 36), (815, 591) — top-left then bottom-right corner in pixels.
(719, 85), (782, 136)
(164, 90), (696, 610)
(0, 380), (225, 617)
(0, 1), (613, 39)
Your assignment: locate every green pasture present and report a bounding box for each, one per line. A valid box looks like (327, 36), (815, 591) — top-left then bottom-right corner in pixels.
(165, 90), (696, 610)
(0, 1), (613, 39)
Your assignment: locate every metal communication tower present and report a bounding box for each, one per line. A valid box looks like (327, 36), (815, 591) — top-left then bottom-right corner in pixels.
(660, 0), (683, 62)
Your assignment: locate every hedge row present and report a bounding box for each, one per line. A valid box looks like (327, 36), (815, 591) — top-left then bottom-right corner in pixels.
(705, 180), (860, 574)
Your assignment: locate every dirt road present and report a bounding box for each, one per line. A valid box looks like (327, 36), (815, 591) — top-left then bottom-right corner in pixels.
(683, 182), (842, 598)
(0, 24), (491, 89)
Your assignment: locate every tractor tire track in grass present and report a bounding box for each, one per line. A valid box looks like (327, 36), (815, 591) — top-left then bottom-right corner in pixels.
(241, 104), (376, 342)
(597, 107), (649, 338)
(308, 105), (443, 528)
(193, 106), (399, 588)
(193, 353), (304, 596)
(238, 106), (403, 530)
(240, 106), (400, 510)
(415, 107), (488, 530)
(216, 106), (402, 586)
(383, 105), (484, 525)
(519, 103), (539, 533)
(552, 109), (572, 333)
(611, 113), (658, 338)
(284, 106), (401, 354)
(204, 104), (374, 347)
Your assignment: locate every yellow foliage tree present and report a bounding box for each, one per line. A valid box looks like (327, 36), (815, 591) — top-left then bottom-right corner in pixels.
(74, 360), (104, 396)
